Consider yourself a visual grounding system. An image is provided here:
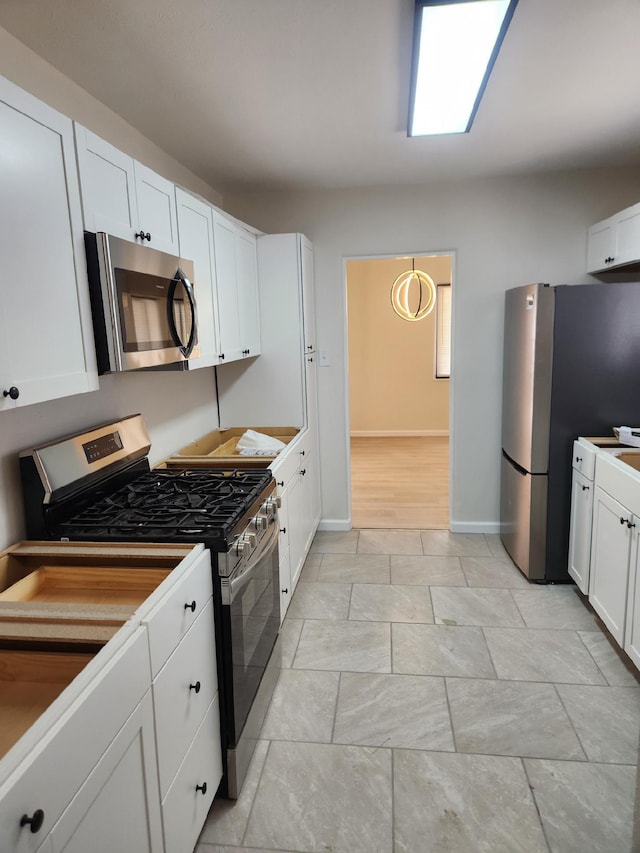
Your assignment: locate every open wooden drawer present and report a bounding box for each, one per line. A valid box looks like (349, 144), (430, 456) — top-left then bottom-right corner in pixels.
(0, 645), (96, 761)
(0, 541), (197, 644)
(163, 426), (299, 468)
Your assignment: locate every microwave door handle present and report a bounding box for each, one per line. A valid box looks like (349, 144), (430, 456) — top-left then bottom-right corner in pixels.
(167, 268), (198, 358)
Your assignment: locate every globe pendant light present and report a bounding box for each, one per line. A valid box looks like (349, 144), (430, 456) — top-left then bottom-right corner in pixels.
(390, 260), (436, 321)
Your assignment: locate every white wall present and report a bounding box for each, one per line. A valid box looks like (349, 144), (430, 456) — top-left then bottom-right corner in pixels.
(226, 169), (640, 530)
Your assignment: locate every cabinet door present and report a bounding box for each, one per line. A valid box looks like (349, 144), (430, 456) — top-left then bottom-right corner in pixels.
(211, 210), (242, 362)
(615, 204), (640, 267)
(586, 217), (616, 273)
(235, 229), (261, 358)
(287, 469), (304, 591)
(0, 81), (97, 410)
(133, 162), (178, 254)
(624, 522), (640, 669)
(305, 351), (319, 434)
(50, 692), (163, 853)
(277, 482), (292, 621)
(74, 125), (139, 241)
(176, 188), (220, 368)
(567, 468), (594, 594)
(589, 487), (632, 644)
(300, 236), (316, 353)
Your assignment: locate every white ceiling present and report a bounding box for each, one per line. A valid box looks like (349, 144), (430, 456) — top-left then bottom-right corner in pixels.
(1, 0), (640, 194)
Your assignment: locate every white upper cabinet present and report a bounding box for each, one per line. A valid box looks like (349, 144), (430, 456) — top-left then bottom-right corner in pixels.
(587, 202), (640, 273)
(300, 236), (316, 354)
(0, 77), (98, 411)
(211, 208), (242, 363)
(210, 208), (261, 364)
(175, 188), (220, 368)
(75, 125), (178, 254)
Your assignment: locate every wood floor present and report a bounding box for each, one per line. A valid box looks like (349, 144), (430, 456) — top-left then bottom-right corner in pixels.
(350, 436), (449, 529)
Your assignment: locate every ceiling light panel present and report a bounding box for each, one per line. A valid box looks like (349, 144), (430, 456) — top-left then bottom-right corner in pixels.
(409, 0), (519, 137)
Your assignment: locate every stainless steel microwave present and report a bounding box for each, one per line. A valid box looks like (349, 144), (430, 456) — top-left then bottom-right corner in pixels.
(84, 232), (200, 373)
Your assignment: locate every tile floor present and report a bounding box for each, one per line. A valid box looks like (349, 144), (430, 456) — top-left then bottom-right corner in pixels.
(197, 530), (640, 853)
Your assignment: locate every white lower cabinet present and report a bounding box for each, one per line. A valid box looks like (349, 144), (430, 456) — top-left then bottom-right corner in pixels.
(567, 467), (594, 593)
(589, 486), (635, 644)
(50, 692), (163, 853)
(0, 545), (221, 853)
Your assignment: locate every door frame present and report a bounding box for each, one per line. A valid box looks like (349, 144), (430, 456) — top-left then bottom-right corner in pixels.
(342, 249), (456, 529)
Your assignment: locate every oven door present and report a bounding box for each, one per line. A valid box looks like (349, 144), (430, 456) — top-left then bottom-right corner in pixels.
(220, 519), (280, 747)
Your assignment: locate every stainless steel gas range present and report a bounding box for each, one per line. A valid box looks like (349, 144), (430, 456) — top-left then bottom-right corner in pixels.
(19, 414), (281, 799)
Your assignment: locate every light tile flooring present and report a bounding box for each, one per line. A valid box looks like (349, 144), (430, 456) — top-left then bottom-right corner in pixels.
(197, 530), (640, 853)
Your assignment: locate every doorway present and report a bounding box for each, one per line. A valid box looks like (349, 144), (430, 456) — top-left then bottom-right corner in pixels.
(346, 254), (453, 529)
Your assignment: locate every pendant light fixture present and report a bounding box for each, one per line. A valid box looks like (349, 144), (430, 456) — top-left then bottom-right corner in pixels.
(390, 260), (437, 322)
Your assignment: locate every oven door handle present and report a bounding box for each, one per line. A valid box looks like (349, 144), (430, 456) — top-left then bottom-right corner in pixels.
(167, 267), (198, 358)
(225, 521), (279, 605)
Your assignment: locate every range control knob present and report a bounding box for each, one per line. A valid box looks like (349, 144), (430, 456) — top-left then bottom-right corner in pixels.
(250, 514), (268, 532)
(261, 495), (282, 517)
(234, 534), (256, 557)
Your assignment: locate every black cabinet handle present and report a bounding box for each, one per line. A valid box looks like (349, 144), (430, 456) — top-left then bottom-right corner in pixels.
(277, 480), (284, 487)
(20, 810), (45, 833)
(185, 600), (196, 612)
(3, 386), (19, 400)
(196, 782), (208, 795)
(581, 485), (590, 491)
(575, 456), (582, 463)
(620, 517), (626, 525)
(219, 353), (225, 360)
(189, 681), (201, 693)
(628, 521), (636, 529)
(135, 231), (151, 241)
(300, 468), (306, 476)
(307, 357), (313, 362)
(300, 450), (305, 456)
(280, 527), (286, 533)
(281, 588), (288, 594)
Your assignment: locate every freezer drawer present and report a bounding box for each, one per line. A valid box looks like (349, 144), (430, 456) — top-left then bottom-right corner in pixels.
(500, 452), (548, 580)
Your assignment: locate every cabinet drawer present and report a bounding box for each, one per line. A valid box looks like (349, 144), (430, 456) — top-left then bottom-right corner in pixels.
(572, 440), (596, 480)
(143, 548), (213, 676)
(161, 699), (221, 853)
(153, 602), (217, 797)
(271, 445), (299, 489)
(0, 628), (149, 852)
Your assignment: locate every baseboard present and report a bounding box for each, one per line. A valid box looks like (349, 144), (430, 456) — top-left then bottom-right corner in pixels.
(450, 521), (501, 534)
(317, 519), (352, 532)
(350, 430), (449, 438)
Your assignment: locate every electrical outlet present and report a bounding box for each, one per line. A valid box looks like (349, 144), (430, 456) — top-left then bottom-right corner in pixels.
(319, 350), (330, 366)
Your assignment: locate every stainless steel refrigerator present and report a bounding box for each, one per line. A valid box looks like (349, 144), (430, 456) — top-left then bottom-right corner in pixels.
(500, 281), (640, 582)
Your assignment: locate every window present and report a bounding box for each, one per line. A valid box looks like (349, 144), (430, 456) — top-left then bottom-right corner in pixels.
(436, 283), (451, 378)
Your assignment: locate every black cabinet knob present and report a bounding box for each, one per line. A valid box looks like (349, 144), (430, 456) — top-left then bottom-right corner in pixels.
(277, 480), (284, 487)
(184, 600), (196, 612)
(620, 517), (626, 524)
(20, 810), (45, 833)
(281, 588), (288, 594)
(307, 345), (313, 350)
(300, 468), (306, 476)
(189, 681), (201, 693)
(219, 353), (225, 360)
(581, 485), (590, 491)
(575, 456), (582, 463)
(135, 231), (151, 241)
(3, 386), (19, 400)
(196, 782), (208, 795)
(280, 527), (286, 533)
(628, 521), (636, 529)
